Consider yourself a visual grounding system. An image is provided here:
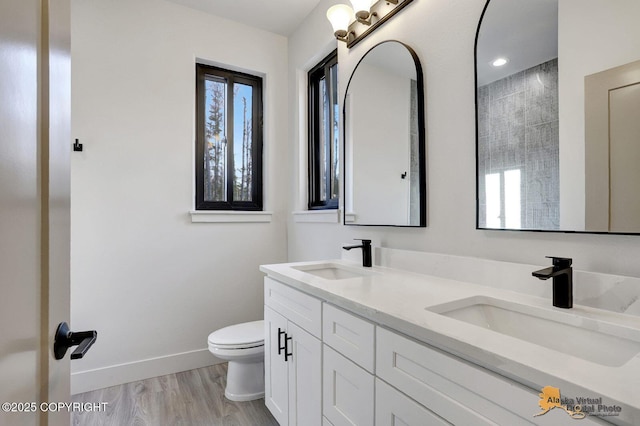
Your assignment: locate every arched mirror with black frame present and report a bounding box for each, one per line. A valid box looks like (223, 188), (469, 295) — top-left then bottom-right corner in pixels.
(476, 0), (640, 234)
(344, 40), (426, 227)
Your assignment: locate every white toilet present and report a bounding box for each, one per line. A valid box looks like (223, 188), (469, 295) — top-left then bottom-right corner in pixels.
(207, 320), (265, 402)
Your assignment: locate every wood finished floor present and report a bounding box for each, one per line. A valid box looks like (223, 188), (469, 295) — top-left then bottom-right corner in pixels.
(71, 363), (279, 426)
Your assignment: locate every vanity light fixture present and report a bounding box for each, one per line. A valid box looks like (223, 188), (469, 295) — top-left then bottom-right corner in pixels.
(492, 57), (509, 67)
(327, 4), (353, 39)
(326, 0), (414, 49)
(351, 0), (376, 23)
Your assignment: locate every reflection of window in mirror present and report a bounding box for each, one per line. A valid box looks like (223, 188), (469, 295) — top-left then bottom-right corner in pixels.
(308, 50), (339, 209)
(484, 169), (521, 229)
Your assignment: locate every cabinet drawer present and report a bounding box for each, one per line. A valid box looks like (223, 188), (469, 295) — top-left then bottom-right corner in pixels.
(322, 303), (374, 372)
(323, 345), (374, 426)
(264, 277), (322, 338)
(375, 378), (450, 426)
(376, 327), (549, 425)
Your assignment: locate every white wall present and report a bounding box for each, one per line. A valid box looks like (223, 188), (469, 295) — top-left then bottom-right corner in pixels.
(288, 0), (640, 278)
(70, 0), (288, 393)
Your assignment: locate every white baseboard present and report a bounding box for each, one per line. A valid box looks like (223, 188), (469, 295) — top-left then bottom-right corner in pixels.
(71, 348), (221, 395)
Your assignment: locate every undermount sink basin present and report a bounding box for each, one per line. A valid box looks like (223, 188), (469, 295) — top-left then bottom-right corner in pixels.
(292, 263), (369, 280)
(427, 296), (640, 367)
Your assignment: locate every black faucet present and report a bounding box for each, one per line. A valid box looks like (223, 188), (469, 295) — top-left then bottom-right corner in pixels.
(342, 239), (372, 267)
(532, 257), (573, 308)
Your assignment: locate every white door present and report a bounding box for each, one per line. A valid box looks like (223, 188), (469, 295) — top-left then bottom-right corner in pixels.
(0, 1), (72, 425)
(287, 322), (321, 426)
(264, 306), (289, 425)
(608, 81), (640, 232)
(585, 59), (640, 232)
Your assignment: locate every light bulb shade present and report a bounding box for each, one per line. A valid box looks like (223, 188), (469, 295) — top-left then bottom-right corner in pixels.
(327, 4), (353, 37)
(350, 0), (375, 15)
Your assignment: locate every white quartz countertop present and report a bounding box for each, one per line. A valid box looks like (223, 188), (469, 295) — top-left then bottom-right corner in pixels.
(260, 259), (640, 425)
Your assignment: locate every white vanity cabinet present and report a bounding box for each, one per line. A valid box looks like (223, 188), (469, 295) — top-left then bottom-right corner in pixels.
(263, 274), (609, 426)
(376, 327), (606, 426)
(322, 304), (375, 426)
(264, 278), (322, 426)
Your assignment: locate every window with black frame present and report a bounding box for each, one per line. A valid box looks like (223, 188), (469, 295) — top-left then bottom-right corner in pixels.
(308, 50), (339, 210)
(195, 64), (263, 211)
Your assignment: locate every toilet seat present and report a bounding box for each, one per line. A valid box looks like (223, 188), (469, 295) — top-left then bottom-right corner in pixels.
(208, 320), (264, 350)
(207, 319), (265, 402)
(209, 341), (264, 350)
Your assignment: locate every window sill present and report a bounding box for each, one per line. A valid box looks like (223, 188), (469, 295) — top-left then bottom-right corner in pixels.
(190, 210), (273, 223)
(292, 209), (340, 223)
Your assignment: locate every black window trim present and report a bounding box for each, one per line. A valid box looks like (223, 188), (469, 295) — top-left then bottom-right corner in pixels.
(308, 49), (339, 210)
(195, 63), (263, 211)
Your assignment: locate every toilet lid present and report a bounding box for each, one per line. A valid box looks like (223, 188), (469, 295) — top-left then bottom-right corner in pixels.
(208, 320), (264, 347)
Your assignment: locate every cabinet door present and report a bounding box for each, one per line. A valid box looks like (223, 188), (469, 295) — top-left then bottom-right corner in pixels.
(375, 379), (451, 426)
(265, 306), (289, 425)
(288, 322), (322, 426)
(322, 303), (375, 373)
(323, 345), (374, 426)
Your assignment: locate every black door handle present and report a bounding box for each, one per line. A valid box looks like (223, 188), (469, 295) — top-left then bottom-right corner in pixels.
(54, 322), (97, 360)
(277, 328), (286, 355)
(284, 335), (293, 361)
